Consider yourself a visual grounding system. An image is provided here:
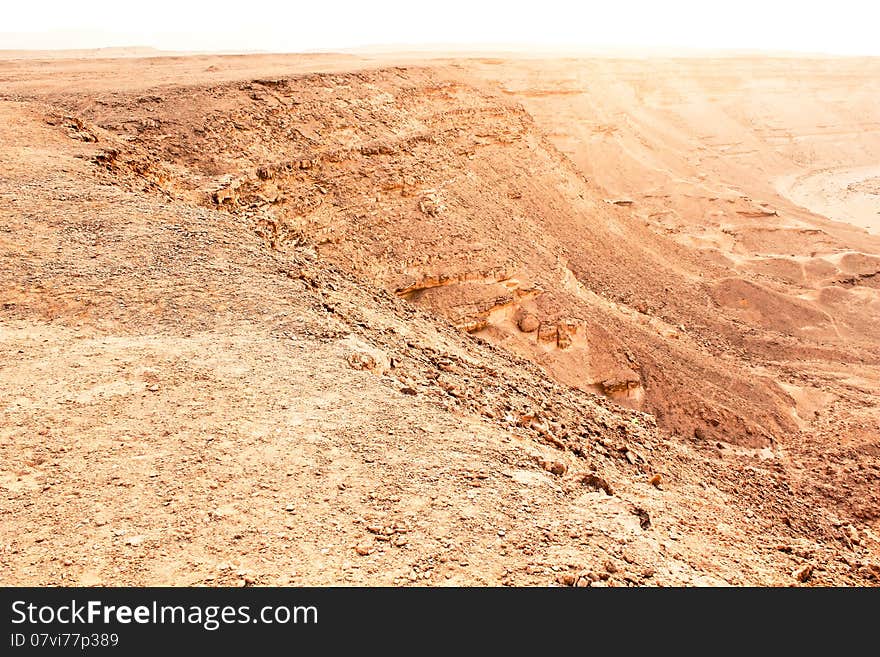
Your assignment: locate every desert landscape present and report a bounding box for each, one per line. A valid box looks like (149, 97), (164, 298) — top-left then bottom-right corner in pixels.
(0, 50), (878, 586)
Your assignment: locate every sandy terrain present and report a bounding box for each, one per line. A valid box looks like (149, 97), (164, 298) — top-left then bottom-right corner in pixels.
(778, 166), (880, 234)
(0, 51), (878, 586)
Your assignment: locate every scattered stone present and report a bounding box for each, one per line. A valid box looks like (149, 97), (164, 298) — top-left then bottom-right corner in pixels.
(438, 379), (463, 398)
(578, 472), (614, 495)
(146, 384), (160, 392)
(845, 525), (860, 546)
(628, 504), (652, 529)
(793, 564), (813, 583)
(576, 570), (599, 586)
(859, 563), (880, 581)
(418, 195), (444, 217)
(540, 459), (567, 476)
(124, 535), (144, 546)
(517, 313), (540, 333)
(355, 544), (374, 556)
(541, 432), (567, 450)
(343, 338), (390, 374)
(347, 352), (377, 371)
(649, 473), (663, 487)
(556, 572), (576, 587)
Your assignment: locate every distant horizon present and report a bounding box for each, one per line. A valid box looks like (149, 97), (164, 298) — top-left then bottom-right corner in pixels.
(1, 38), (877, 61)
(3, 1), (880, 57)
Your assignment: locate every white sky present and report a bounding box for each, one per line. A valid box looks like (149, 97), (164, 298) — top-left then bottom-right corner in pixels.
(1, 1), (879, 55)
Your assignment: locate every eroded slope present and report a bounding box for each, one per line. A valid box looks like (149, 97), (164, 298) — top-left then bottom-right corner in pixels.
(1, 55), (879, 585)
(61, 67), (820, 450)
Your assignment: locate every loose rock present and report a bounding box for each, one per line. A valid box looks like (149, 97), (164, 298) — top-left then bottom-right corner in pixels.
(793, 564), (813, 583)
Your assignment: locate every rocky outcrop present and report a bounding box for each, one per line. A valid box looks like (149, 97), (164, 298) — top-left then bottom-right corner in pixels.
(600, 368), (644, 406)
(528, 316), (586, 350)
(395, 266), (520, 298)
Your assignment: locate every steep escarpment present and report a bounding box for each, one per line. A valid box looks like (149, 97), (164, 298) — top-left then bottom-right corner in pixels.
(2, 53), (879, 586)
(456, 56), (880, 530)
(57, 67), (818, 450)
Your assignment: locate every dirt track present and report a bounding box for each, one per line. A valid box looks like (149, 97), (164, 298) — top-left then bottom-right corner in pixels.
(0, 52), (878, 586)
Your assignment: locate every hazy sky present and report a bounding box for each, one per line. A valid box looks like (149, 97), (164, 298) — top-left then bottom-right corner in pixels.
(2, 1), (879, 55)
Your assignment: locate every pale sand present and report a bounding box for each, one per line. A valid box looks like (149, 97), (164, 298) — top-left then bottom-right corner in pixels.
(777, 165), (880, 235)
